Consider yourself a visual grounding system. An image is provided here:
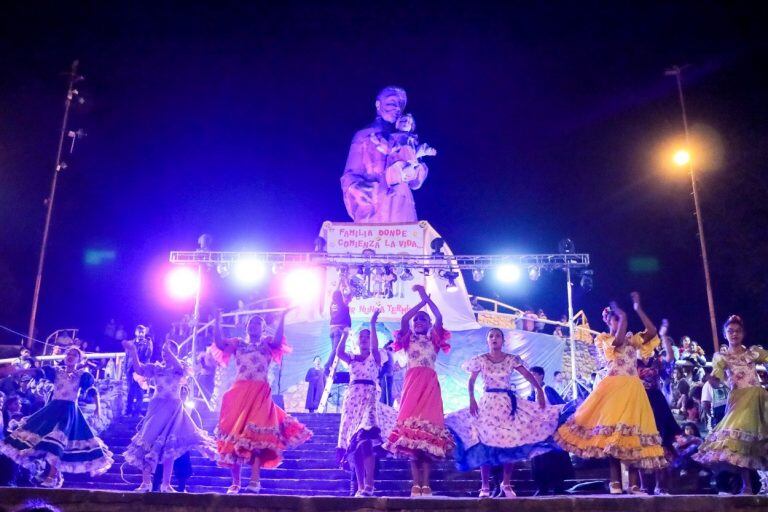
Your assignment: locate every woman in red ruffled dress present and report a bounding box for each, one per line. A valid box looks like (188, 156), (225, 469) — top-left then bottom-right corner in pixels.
(384, 285), (454, 497)
(211, 308), (312, 494)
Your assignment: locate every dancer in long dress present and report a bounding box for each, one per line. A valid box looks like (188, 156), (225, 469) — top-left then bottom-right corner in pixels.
(0, 347), (113, 488)
(336, 308), (397, 496)
(212, 308), (312, 494)
(383, 285), (454, 497)
(122, 338), (216, 492)
(693, 315), (768, 494)
(445, 328), (561, 497)
(555, 294), (666, 494)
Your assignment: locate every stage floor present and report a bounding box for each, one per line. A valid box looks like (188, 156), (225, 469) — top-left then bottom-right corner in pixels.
(1, 488), (766, 512)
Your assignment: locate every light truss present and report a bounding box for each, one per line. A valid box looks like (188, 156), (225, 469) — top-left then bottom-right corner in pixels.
(169, 251), (590, 271)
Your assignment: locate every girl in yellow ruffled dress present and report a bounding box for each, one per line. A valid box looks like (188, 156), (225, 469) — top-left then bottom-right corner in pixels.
(693, 315), (768, 494)
(555, 293), (666, 494)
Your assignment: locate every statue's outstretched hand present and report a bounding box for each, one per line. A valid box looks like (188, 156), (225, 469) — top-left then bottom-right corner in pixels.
(416, 143), (437, 159)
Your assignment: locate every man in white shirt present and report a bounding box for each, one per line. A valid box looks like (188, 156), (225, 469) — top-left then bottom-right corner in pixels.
(701, 375), (729, 428)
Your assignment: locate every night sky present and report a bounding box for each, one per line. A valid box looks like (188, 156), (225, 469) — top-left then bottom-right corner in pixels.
(1, 2), (766, 353)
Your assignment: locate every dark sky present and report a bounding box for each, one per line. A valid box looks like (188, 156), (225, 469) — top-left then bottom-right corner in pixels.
(1, 2), (766, 353)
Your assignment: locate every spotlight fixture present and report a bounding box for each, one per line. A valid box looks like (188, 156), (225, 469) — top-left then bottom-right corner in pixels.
(472, 269), (485, 282)
(401, 268), (414, 281)
(271, 262), (283, 275)
(528, 266), (541, 281)
(441, 270), (460, 293)
(216, 263), (230, 278)
(430, 238), (445, 256)
(422, 268), (431, 276)
(558, 238), (575, 254)
(579, 270), (594, 292)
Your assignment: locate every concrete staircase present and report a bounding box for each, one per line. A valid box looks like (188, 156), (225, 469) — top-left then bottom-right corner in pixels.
(64, 410), (609, 496)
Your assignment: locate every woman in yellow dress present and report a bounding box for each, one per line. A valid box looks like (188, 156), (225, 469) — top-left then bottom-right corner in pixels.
(555, 293), (666, 494)
(693, 315), (768, 494)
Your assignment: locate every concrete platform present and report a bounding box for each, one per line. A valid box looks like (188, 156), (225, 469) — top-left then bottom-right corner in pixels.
(1, 488), (766, 512)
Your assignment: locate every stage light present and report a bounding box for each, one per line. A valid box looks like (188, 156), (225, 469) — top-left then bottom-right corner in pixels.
(216, 263), (230, 278)
(314, 236), (327, 253)
(673, 149), (691, 166)
(495, 264), (521, 284)
(528, 266), (541, 281)
(442, 271), (460, 293)
(430, 238), (445, 256)
(472, 269), (485, 282)
(166, 267), (199, 300)
(233, 258), (266, 286)
(580, 270), (594, 292)
(284, 267), (322, 303)
(400, 268), (414, 281)
(272, 262), (283, 275)
(184, 399), (196, 410)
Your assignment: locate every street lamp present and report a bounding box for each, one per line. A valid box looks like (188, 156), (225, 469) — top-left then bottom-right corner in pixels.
(666, 65), (719, 352)
(672, 149), (691, 167)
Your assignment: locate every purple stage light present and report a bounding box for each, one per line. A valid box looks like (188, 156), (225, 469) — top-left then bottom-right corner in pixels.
(284, 267), (322, 303)
(166, 267), (199, 300)
(233, 258), (266, 286)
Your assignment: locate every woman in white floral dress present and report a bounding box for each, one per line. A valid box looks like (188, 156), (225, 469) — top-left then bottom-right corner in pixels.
(122, 338), (216, 492)
(336, 308), (397, 496)
(445, 328), (561, 497)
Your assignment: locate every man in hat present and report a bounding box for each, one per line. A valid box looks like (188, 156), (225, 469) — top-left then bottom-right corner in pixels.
(341, 86), (430, 223)
(123, 325), (153, 415)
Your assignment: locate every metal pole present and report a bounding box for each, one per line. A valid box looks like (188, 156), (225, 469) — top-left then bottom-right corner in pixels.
(28, 60), (81, 347)
(566, 263), (578, 400)
(190, 264), (203, 397)
(668, 66), (719, 352)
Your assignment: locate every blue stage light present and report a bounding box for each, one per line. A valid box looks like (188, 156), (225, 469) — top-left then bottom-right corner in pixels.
(233, 258), (266, 286)
(495, 264), (521, 284)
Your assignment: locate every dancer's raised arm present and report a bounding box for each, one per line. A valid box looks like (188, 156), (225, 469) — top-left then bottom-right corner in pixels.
(401, 288), (428, 333)
(659, 319), (674, 363)
(610, 301), (628, 347)
(414, 284), (444, 336)
(631, 292), (658, 343)
(269, 307), (291, 350)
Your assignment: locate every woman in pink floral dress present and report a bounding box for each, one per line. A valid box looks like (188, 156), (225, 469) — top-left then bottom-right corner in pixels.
(336, 308), (397, 496)
(445, 328), (561, 497)
(212, 308), (312, 494)
(383, 285), (454, 497)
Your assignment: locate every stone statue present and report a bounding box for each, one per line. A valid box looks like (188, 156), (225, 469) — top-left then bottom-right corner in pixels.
(341, 87), (436, 223)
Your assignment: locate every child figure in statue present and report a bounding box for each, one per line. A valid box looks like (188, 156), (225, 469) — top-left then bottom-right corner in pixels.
(370, 114), (436, 225)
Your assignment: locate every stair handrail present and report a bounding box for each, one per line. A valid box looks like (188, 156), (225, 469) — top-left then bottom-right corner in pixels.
(471, 296), (600, 337)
